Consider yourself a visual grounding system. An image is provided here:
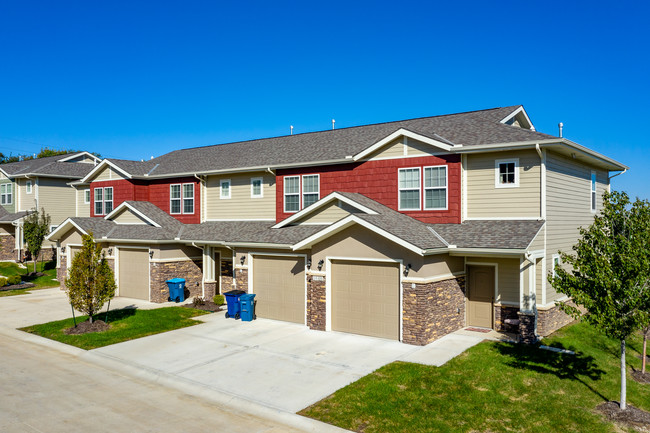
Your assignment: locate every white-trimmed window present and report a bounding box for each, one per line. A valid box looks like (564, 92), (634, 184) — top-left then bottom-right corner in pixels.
(183, 183), (194, 214)
(495, 158), (519, 188)
(591, 171), (597, 212)
(170, 184), (182, 214)
(398, 168), (421, 210)
(84, 189), (90, 204)
(552, 254), (561, 278)
(284, 176), (300, 213)
(424, 166), (447, 210)
(251, 177), (263, 198)
(26, 180), (32, 194)
(94, 187), (113, 215)
(0, 184), (12, 205)
(220, 179), (231, 199)
(302, 174), (319, 208)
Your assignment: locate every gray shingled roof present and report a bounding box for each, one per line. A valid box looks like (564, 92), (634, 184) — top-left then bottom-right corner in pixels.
(103, 106), (556, 178)
(122, 201), (183, 229)
(67, 217), (117, 238)
(429, 220), (545, 249)
(0, 206), (29, 223)
(0, 153), (96, 178)
(180, 221), (324, 245)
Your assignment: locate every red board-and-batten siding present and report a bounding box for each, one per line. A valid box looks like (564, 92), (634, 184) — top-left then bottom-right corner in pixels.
(89, 177), (201, 224)
(275, 155), (461, 224)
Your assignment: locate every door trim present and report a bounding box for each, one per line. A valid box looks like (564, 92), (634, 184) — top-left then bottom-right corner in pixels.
(465, 263), (498, 329)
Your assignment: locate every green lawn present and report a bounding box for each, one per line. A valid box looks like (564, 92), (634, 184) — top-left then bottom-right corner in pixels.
(20, 307), (209, 350)
(0, 261), (59, 297)
(300, 322), (650, 433)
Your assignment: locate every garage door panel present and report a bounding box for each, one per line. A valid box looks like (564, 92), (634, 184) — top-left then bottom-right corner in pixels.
(118, 248), (149, 300)
(332, 261), (400, 340)
(252, 256), (305, 324)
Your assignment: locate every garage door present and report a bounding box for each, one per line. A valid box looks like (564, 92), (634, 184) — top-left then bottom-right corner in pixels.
(331, 260), (400, 340)
(252, 256), (305, 324)
(118, 248), (149, 300)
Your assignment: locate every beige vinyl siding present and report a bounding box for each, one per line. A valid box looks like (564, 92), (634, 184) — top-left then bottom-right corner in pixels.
(77, 188), (90, 217)
(545, 151), (609, 303)
(466, 150), (540, 218)
(152, 244), (202, 261)
(205, 172), (275, 220)
(39, 178), (76, 227)
(93, 165), (128, 182)
(528, 225), (545, 251)
(293, 200), (360, 225)
(368, 137), (405, 160)
(466, 256), (520, 304)
(406, 137), (438, 156)
(17, 178), (35, 211)
(112, 208), (148, 224)
(59, 228), (83, 246)
(367, 137), (440, 161)
(64, 155), (97, 164)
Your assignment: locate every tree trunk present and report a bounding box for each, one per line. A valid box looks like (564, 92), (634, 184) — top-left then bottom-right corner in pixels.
(621, 339), (627, 410)
(644, 333), (648, 375)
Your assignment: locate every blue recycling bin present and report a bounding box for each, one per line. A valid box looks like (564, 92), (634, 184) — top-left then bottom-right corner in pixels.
(240, 293), (256, 321)
(166, 278), (186, 303)
(224, 290), (245, 319)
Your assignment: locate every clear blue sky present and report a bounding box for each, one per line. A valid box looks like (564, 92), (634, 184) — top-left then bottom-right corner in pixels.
(1, 1), (648, 199)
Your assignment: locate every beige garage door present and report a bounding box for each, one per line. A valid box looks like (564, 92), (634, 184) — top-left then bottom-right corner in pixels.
(331, 260), (400, 340)
(252, 256), (305, 324)
(118, 248), (149, 300)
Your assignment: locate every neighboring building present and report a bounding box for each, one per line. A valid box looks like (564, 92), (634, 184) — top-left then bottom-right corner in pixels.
(48, 106), (627, 344)
(0, 152), (101, 261)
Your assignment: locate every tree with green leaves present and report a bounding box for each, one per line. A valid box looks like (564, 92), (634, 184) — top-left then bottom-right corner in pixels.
(65, 233), (116, 323)
(23, 208), (51, 273)
(550, 191), (650, 410)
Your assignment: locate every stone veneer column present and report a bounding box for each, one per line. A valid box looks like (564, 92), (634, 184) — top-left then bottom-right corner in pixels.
(57, 255), (67, 289)
(494, 305), (521, 333)
(517, 311), (537, 344)
(235, 268), (248, 292)
(307, 275), (326, 331)
(149, 259), (203, 303)
(0, 235), (16, 261)
(537, 301), (576, 336)
(402, 277), (466, 346)
(203, 282), (217, 299)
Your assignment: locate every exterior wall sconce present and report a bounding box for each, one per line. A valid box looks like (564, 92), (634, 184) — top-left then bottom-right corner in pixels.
(149, 250), (154, 259)
(306, 258), (312, 269)
(403, 263), (412, 277)
(108, 248), (113, 255)
(317, 259), (324, 271)
(240, 255), (246, 265)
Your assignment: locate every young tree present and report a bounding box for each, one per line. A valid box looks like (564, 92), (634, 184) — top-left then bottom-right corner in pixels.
(551, 191), (650, 410)
(65, 233), (116, 323)
(23, 208), (51, 273)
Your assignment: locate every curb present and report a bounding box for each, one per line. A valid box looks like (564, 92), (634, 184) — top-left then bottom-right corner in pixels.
(0, 324), (349, 433)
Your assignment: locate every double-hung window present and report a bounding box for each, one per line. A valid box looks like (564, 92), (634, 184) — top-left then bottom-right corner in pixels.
(302, 175), (319, 208)
(170, 183), (194, 214)
(424, 166), (447, 210)
(495, 158), (519, 188)
(84, 189), (90, 204)
(251, 177), (263, 198)
(94, 187), (113, 215)
(398, 168), (421, 210)
(284, 176), (300, 213)
(220, 179), (231, 199)
(0, 184), (12, 205)
(590, 171), (597, 212)
(26, 181), (32, 194)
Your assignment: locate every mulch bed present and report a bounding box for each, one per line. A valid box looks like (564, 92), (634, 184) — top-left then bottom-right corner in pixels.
(64, 320), (111, 335)
(0, 282), (36, 291)
(597, 401), (650, 432)
(183, 301), (223, 312)
(632, 368), (650, 384)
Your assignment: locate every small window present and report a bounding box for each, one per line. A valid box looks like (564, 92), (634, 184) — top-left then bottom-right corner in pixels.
(220, 179), (231, 199)
(591, 171), (597, 212)
(284, 176), (300, 213)
(26, 180), (32, 194)
(398, 168), (421, 210)
(170, 184), (181, 214)
(0, 184), (11, 205)
(302, 174), (319, 208)
(104, 187), (113, 214)
(183, 183), (194, 214)
(84, 189), (90, 204)
(49, 225), (58, 233)
(495, 159), (519, 188)
(424, 166), (447, 210)
(552, 255), (561, 278)
(251, 177), (263, 198)
(94, 188), (103, 215)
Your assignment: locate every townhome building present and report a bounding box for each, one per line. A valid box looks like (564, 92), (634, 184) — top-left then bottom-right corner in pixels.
(0, 152), (101, 261)
(48, 106), (627, 344)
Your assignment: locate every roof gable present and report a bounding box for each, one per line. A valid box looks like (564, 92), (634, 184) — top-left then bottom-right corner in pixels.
(273, 191), (378, 228)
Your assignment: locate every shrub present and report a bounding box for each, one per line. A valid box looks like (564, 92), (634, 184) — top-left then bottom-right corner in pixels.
(213, 294), (225, 305)
(7, 275), (21, 285)
(192, 296), (205, 306)
(0, 277), (7, 287)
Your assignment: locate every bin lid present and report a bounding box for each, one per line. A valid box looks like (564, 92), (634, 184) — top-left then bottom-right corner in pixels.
(223, 290), (246, 296)
(166, 278), (185, 283)
(240, 293), (256, 300)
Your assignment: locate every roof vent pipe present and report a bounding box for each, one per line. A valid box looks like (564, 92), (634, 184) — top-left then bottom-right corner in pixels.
(150, 156), (154, 160)
(558, 122), (564, 138)
(332, 119), (335, 130)
(290, 125), (293, 135)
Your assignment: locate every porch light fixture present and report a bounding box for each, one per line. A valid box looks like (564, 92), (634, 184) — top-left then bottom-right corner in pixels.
(108, 248), (113, 255)
(403, 263), (412, 277)
(306, 257), (312, 269)
(149, 251), (154, 259)
(317, 259), (324, 271)
(240, 255), (246, 265)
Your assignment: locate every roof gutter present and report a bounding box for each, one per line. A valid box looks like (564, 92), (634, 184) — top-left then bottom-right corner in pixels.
(609, 168), (628, 180)
(448, 247), (527, 257)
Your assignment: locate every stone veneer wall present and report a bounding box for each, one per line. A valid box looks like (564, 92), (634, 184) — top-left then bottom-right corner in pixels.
(150, 259), (203, 303)
(204, 282), (217, 299)
(0, 235), (16, 261)
(494, 305), (520, 333)
(537, 301), (575, 337)
(23, 246), (56, 262)
(402, 276), (466, 346)
(57, 255), (67, 288)
(234, 268), (248, 292)
(307, 276), (326, 331)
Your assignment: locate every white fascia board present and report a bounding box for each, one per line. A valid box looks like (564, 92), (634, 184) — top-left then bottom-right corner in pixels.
(449, 248), (526, 257)
(525, 222), (546, 250)
(46, 218), (88, 242)
(292, 214), (424, 255)
(79, 159), (133, 183)
(223, 242), (293, 249)
(0, 168), (11, 178)
(558, 139), (629, 171)
(500, 106), (535, 131)
(272, 191), (378, 228)
(57, 151), (101, 163)
(104, 202), (161, 227)
(353, 128), (454, 162)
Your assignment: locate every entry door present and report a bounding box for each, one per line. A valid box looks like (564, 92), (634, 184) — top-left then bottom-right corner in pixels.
(467, 265), (495, 328)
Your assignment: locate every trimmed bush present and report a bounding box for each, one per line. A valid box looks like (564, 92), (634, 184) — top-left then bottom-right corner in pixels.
(213, 294), (225, 305)
(7, 275), (21, 285)
(0, 277), (7, 287)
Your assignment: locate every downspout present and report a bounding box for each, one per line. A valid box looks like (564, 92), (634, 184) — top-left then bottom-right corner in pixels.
(608, 168), (627, 180)
(191, 241), (206, 298)
(266, 167), (275, 176)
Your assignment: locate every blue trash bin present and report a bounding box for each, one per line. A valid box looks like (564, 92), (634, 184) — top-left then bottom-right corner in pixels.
(224, 290), (245, 319)
(166, 278), (186, 303)
(240, 293), (256, 322)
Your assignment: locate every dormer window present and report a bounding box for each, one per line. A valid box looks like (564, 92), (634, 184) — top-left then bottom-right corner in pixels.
(495, 159), (519, 188)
